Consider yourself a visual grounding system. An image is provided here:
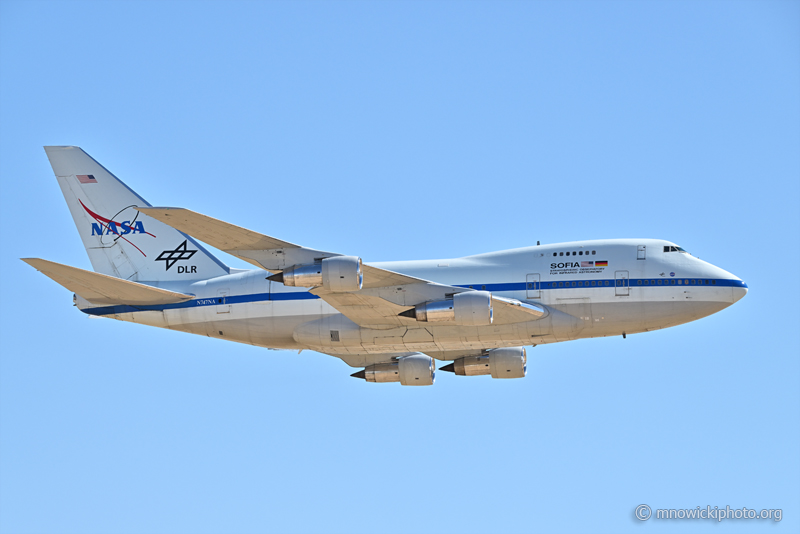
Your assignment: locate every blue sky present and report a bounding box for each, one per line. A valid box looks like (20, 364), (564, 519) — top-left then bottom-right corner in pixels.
(1, 1), (798, 533)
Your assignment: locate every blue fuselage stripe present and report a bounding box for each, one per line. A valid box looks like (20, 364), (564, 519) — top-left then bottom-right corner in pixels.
(81, 278), (747, 316)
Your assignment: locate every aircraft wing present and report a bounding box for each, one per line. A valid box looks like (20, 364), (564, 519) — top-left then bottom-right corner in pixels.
(312, 288), (545, 328)
(136, 207), (422, 287)
(137, 207), (545, 328)
(21, 258), (194, 306)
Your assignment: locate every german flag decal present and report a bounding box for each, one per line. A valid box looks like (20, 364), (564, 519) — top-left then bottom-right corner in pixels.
(595, 260), (608, 266)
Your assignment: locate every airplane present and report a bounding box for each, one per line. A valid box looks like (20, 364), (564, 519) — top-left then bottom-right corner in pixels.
(23, 146), (748, 386)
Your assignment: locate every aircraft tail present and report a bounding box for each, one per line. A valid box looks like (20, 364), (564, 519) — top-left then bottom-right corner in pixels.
(44, 146), (229, 281)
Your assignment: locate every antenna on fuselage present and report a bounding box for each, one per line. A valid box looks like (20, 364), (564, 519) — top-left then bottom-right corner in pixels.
(537, 241), (540, 246)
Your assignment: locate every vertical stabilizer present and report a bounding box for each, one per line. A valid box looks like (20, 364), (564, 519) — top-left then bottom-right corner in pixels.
(44, 146), (229, 281)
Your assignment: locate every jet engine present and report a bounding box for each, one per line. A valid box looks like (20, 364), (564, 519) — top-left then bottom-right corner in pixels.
(270, 256), (363, 292)
(351, 354), (435, 386)
(440, 347), (527, 379)
(398, 291), (493, 326)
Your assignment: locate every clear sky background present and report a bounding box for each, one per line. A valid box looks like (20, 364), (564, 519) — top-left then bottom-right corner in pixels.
(1, 1), (798, 533)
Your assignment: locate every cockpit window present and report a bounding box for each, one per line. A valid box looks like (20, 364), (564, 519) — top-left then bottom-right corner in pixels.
(663, 246), (689, 253)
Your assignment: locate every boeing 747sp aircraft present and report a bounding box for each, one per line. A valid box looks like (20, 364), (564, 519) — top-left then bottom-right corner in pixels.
(23, 147), (748, 386)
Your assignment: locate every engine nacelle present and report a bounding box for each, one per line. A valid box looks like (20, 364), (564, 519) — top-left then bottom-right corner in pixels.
(442, 347), (527, 379)
(353, 354), (435, 386)
(279, 256), (363, 292)
(400, 291), (493, 326)
(488, 347), (527, 378)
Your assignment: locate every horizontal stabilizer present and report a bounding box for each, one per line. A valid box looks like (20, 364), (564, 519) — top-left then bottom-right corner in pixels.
(21, 258), (194, 306)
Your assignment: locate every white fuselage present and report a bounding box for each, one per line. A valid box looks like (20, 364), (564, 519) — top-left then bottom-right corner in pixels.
(78, 238), (747, 367)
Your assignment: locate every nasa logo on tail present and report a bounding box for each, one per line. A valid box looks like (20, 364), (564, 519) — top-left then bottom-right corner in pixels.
(79, 199), (155, 256)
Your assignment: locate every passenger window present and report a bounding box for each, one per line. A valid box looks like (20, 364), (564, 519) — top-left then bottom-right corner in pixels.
(712, 280), (716, 285)
(572, 282), (577, 287)
(566, 252), (570, 256)
(604, 281), (609, 286)
(573, 251), (577, 256)
(678, 280), (682, 285)
(481, 285), (486, 290)
(637, 280), (642, 285)
(657, 280), (662, 285)
(553, 253), (557, 257)
(644, 280), (649, 285)
(560, 252), (564, 256)
(592, 251), (596, 255)
(671, 280), (676, 285)
(558, 282), (564, 287)
(591, 281), (596, 286)
(578, 281), (583, 286)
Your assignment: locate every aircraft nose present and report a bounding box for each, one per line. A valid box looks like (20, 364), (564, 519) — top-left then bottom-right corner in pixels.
(732, 280), (748, 303)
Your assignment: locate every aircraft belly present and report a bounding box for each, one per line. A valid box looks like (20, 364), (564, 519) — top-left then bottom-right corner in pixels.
(293, 314), (543, 355)
(477, 323), (524, 345)
(100, 283), (738, 354)
(573, 298), (733, 338)
(402, 328), (439, 352)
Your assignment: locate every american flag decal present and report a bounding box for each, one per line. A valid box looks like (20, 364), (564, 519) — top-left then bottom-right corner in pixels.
(77, 174), (97, 183)
(581, 261), (593, 267)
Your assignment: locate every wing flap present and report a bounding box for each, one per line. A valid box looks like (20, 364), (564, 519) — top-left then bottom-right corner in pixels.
(22, 258), (194, 306)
